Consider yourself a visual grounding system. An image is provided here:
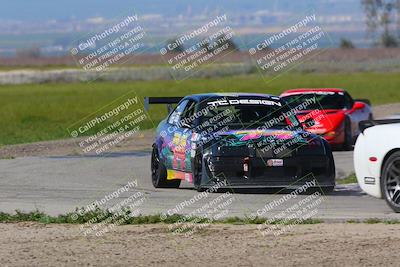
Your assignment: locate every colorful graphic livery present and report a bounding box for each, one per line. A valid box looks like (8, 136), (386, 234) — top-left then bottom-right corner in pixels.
(280, 88), (373, 150)
(148, 93), (335, 191)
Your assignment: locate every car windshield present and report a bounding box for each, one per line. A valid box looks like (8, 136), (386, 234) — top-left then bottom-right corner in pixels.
(282, 92), (345, 110)
(199, 97), (300, 129)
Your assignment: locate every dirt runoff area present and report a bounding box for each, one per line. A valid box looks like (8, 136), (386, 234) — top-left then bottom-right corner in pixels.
(1, 222), (400, 266)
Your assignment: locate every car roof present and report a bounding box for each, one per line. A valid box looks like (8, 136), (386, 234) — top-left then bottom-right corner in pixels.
(187, 92), (280, 102)
(281, 88), (345, 96)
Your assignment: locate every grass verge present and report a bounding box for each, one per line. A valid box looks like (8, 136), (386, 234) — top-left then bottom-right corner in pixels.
(347, 218), (400, 224)
(1, 209), (399, 225)
(0, 208), (400, 225)
(0, 208), (323, 225)
(1, 72), (400, 145)
(337, 173), (358, 185)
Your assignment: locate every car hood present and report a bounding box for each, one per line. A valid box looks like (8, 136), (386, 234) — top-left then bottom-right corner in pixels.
(210, 129), (316, 146)
(200, 128), (325, 157)
(296, 109), (345, 133)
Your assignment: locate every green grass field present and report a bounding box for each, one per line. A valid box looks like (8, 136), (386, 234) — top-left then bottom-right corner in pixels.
(1, 72), (400, 145)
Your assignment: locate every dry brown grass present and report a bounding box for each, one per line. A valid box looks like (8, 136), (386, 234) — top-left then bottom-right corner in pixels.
(1, 48), (400, 68)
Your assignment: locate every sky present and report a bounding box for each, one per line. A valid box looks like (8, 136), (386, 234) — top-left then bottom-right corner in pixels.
(0, 0), (362, 21)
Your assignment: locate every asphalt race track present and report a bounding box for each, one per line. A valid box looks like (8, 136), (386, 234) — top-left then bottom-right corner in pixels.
(1, 151), (400, 221)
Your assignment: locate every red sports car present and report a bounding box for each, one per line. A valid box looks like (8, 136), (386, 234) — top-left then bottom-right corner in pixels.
(280, 88), (373, 150)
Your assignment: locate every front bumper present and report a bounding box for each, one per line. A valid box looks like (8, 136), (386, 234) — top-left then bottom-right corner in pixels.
(204, 155), (335, 188)
(307, 124), (345, 145)
(322, 130), (345, 145)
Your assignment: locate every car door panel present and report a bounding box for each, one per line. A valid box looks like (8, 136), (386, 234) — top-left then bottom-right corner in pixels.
(164, 99), (196, 173)
(161, 100), (189, 171)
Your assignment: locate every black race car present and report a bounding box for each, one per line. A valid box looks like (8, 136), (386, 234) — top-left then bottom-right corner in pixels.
(147, 93), (335, 192)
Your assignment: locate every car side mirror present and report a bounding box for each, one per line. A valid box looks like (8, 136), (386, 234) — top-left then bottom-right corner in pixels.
(181, 121), (193, 129)
(303, 118), (315, 127)
(353, 102), (365, 110)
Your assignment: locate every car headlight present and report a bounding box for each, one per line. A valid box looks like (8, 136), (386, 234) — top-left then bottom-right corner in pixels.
(324, 131), (337, 137)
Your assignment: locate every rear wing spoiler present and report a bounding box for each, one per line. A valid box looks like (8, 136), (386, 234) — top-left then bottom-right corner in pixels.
(144, 97), (183, 113)
(360, 119), (400, 134)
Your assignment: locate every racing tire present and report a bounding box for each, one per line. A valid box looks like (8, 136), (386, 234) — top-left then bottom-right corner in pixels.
(324, 143), (336, 194)
(380, 151), (400, 213)
(342, 118), (353, 151)
(151, 146), (181, 188)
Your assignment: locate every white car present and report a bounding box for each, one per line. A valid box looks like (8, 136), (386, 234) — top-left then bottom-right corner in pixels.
(354, 120), (400, 212)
